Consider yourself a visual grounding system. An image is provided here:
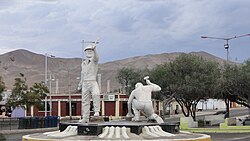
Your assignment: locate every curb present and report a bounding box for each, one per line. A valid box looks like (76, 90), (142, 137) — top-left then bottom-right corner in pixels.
(22, 134), (211, 141)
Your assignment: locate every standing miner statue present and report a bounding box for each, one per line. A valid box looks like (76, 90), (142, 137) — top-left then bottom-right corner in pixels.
(77, 41), (100, 123)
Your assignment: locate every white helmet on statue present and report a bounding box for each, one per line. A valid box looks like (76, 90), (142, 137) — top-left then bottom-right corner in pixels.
(84, 44), (95, 51)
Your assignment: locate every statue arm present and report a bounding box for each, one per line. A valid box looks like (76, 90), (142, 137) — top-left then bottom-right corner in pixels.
(92, 45), (99, 62)
(127, 91), (135, 117)
(77, 62), (84, 90)
(145, 79), (161, 92)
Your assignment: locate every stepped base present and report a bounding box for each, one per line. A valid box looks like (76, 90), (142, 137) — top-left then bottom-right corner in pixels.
(22, 121), (211, 141)
(59, 121), (179, 135)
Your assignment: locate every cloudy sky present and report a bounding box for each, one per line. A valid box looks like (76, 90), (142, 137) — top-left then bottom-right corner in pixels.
(0, 0), (249, 63)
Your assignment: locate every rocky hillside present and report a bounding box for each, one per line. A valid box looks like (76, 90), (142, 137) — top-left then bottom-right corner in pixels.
(0, 49), (227, 93)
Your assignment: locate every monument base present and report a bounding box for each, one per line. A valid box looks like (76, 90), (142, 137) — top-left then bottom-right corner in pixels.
(90, 116), (104, 122)
(23, 130), (211, 141)
(22, 120), (211, 141)
(59, 121), (179, 135)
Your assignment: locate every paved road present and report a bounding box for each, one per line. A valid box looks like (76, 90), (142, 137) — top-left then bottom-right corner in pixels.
(229, 108), (249, 118)
(207, 133), (250, 141)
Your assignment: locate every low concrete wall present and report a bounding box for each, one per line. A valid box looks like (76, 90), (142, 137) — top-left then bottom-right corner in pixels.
(220, 118), (250, 130)
(180, 117), (198, 129)
(0, 118), (19, 130)
(204, 115), (224, 126)
(227, 117), (236, 126)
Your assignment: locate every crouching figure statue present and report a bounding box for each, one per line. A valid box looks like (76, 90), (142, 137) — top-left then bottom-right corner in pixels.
(127, 76), (164, 124)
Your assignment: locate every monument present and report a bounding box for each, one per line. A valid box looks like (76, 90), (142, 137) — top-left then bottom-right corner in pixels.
(77, 42), (100, 123)
(22, 40), (211, 141)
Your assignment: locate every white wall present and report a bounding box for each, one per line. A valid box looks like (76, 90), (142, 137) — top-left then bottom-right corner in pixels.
(197, 99), (226, 110)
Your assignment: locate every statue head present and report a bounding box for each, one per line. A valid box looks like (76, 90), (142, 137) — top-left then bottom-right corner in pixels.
(135, 83), (143, 89)
(84, 44), (95, 58)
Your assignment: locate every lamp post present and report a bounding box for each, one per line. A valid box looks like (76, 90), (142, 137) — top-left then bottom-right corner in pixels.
(49, 73), (55, 116)
(201, 33), (250, 118)
(68, 69), (72, 120)
(201, 34), (250, 62)
(44, 53), (55, 117)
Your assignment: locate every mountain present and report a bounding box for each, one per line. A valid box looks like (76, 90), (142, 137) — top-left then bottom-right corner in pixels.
(0, 49), (81, 94)
(0, 49), (227, 93)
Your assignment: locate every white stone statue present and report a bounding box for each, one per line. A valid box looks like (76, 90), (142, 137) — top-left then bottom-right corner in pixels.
(127, 76), (164, 124)
(77, 43), (100, 123)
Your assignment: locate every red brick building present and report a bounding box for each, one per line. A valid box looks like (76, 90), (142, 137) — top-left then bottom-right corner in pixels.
(30, 93), (161, 118)
(31, 93), (129, 117)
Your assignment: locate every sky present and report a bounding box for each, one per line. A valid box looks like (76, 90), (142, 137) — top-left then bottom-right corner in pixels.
(0, 0), (250, 63)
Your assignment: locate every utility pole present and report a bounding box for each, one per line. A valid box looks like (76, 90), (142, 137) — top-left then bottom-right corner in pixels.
(201, 34), (250, 62)
(68, 69), (72, 120)
(49, 73), (52, 116)
(44, 53), (55, 117)
(201, 33), (250, 118)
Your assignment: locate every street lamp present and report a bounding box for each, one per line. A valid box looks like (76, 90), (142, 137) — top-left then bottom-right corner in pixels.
(49, 73), (55, 116)
(201, 33), (250, 118)
(68, 69), (72, 120)
(45, 53), (55, 84)
(44, 53), (55, 117)
(201, 34), (250, 62)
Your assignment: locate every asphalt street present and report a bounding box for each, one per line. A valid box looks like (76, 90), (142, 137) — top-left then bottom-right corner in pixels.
(207, 133), (250, 141)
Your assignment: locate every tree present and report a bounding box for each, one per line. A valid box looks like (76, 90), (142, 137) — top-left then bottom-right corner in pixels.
(26, 82), (49, 109)
(150, 54), (220, 120)
(238, 60), (250, 115)
(218, 61), (250, 118)
(240, 60), (250, 115)
(116, 67), (149, 94)
(150, 63), (177, 116)
(219, 64), (242, 118)
(0, 76), (5, 101)
(6, 73), (49, 110)
(6, 74), (28, 108)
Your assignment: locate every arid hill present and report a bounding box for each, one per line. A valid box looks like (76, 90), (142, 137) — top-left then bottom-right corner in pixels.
(0, 49), (227, 93)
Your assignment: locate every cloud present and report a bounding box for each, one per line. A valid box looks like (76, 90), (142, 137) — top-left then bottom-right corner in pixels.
(0, 0), (249, 63)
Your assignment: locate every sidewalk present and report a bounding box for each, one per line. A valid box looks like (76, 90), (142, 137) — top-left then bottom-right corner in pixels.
(0, 127), (58, 141)
(170, 107), (250, 135)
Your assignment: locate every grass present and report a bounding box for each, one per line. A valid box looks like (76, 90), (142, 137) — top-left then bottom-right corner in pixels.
(182, 127), (250, 133)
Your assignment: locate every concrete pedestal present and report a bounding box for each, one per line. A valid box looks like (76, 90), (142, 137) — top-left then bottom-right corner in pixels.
(23, 121), (211, 141)
(59, 121), (179, 135)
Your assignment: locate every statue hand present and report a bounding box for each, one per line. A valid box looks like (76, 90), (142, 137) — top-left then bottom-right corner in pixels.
(77, 85), (82, 91)
(144, 76), (149, 80)
(91, 44), (96, 50)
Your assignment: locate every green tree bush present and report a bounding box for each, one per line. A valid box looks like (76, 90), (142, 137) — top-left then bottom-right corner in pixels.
(150, 54), (220, 120)
(116, 67), (149, 94)
(6, 73), (49, 111)
(0, 76), (5, 101)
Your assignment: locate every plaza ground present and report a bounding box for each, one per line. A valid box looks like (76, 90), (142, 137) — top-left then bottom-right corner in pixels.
(1, 107), (249, 141)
